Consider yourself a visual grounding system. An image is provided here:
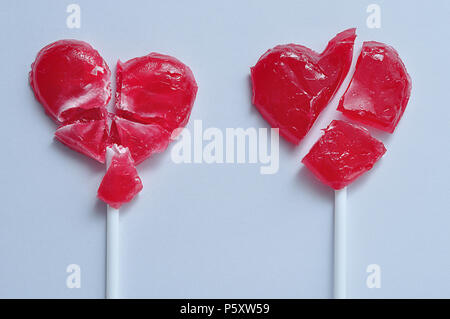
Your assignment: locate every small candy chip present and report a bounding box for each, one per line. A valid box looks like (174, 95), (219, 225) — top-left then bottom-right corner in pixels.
(251, 28), (356, 144)
(302, 120), (386, 190)
(97, 145), (143, 209)
(30, 40), (111, 123)
(109, 116), (170, 165)
(55, 119), (108, 163)
(337, 41), (412, 133)
(115, 53), (198, 133)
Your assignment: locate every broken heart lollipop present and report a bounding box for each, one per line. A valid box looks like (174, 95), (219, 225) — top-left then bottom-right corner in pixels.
(30, 41), (198, 208)
(251, 28), (356, 144)
(337, 41), (412, 133)
(30, 39), (111, 123)
(302, 120), (386, 190)
(30, 40), (198, 298)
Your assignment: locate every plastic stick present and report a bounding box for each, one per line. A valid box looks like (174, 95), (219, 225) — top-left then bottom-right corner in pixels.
(106, 147), (119, 299)
(334, 187), (347, 299)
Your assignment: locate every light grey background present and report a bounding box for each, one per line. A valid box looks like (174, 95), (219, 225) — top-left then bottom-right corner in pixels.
(0, 0), (449, 298)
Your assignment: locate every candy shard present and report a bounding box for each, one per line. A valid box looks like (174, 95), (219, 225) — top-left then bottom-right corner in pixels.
(30, 39), (111, 123)
(115, 53), (198, 133)
(109, 116), (170, 165)
(97, 145), (143, 209)
(55, 119), (108, 163)
(337, 41), (412, 133)
(302, 120), (386, 190)
(251, 28), (356, 144)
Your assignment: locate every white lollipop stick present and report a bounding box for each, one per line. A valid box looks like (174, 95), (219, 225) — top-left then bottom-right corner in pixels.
(334, 187), (347, 299)
(106, 147), (119, 299)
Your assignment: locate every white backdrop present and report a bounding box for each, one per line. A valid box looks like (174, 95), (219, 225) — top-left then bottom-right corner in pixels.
(0, 0), (449, 298)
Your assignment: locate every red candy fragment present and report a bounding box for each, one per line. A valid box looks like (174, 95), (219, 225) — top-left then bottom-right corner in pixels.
(110, 116), (170, 165)
(251, 28), (356, 144)
(30, 40), (111, 123)
(115, 53), (198, 133)
(302, 120), (386, 190)
(55, 119), (108, 163)
(97, 145), (143, 209)
(337, 41), (412, 133)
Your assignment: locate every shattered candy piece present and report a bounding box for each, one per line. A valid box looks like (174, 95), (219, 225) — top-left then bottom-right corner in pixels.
(337, 41), (412, 133)
(115, 53), (198, 132)
(30, 40), (111, 123)
(251, 28), (356, 144)
(97, 145), (143, 209)
(109, 116), (170, 165)
(55, 119), (108, 163)
(302, 120), (386, 190)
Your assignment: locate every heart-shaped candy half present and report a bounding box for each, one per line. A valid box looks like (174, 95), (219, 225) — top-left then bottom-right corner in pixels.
(250, 28), (356, 144)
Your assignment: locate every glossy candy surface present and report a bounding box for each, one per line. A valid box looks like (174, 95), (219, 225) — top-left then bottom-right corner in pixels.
(55, 119), (108, 163)
(337, 41), (411, 133)
(97, 145), (143, 209)
(109, 116), (170, 165)
(115, 53), (198, 133)
(302, 120), (386, 190)
(30, 40), (111, 123)
(251, 28), (356, 144)
(30, 40), (196, 207)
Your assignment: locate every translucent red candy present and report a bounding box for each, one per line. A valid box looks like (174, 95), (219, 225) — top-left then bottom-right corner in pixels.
(97, 145), (143, 209)
(251, 28), (356, 144)
(109, 116), (170, 165)
(302, 120), (386, 190)
(31, 40), (198, 208)
(115, 53), (198, 133)
(337, 41), (412, 133)
(55, 119), (108, 163)
(29, 40), (111, 123)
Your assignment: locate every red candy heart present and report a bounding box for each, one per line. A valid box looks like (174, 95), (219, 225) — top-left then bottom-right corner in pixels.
(30, 40), (197, 208)
(250, 30), (413, 189)
(251, 28), (356, 144)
